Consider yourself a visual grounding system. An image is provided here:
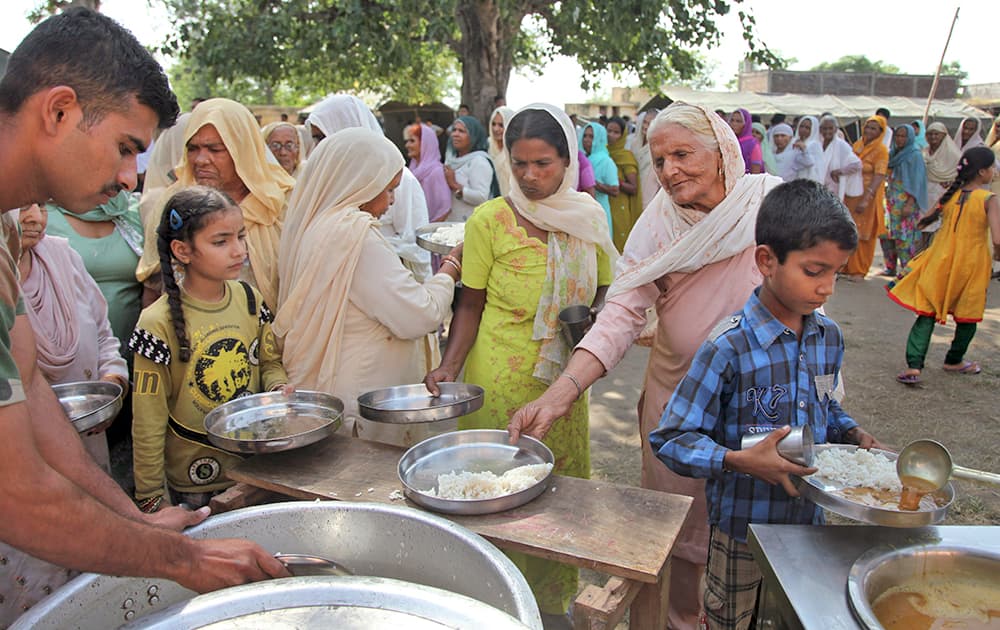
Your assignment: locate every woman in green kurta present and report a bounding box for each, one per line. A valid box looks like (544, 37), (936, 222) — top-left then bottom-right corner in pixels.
(426, 104), (618, 621)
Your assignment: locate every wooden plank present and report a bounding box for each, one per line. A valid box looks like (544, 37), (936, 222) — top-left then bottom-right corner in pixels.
(572, 577), (642, 630)
(229, 432), (692, 583)
(208, 483), (282, 514)
(627, 559), (672, 630)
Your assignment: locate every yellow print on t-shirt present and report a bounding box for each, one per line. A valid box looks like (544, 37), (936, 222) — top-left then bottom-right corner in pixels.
(188, 324), (253, 414)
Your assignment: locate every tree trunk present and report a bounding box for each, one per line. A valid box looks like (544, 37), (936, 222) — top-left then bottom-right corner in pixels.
(453, 1), (525, 125)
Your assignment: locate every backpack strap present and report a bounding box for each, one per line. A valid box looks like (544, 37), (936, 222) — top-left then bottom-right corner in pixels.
(239, 280), (257, 316)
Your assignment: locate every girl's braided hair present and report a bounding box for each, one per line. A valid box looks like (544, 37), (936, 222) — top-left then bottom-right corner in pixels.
(156, 185), (238, 362)
(920, 146), (995, 229)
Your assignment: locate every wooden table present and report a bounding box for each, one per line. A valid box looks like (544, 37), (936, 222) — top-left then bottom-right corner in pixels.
(227, 433), (692, 630)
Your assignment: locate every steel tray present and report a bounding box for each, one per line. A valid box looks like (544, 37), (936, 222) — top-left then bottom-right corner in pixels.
(358, 383), (483, 424)
(398, 429), (554, 515)
(204, 390), (343, 454)
(53, 380), (123, 433)
(792, 444), (953, 527)
(415, 222), (464, 255)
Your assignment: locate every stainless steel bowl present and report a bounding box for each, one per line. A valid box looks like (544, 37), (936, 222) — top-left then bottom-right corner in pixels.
(12, 502), (541, 629)
(847, 544), (1000, 629)
(398, 429), (554, 515)
(53, 380), (123, 433)
(358, 383), (484, 424)
(792, 444), (953, 527)
(415, 222), (464, 255)
(123, 576), (533, 629)
(203, 390), (343, 454)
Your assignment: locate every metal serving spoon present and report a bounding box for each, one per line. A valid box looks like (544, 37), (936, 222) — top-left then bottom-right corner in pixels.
(897, 439), (1000, 489)
(274, 553), (353, 577)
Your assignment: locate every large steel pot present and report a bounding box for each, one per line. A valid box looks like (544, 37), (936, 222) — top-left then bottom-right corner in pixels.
(13, 502), (541, 629)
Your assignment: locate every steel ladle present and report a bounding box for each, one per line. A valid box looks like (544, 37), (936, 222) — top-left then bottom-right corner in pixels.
(274, 553), (353, 577)
(896, 439), (1000, 489)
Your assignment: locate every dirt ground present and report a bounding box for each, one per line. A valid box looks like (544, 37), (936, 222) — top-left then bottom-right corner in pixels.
(587, 264), (1000, 525)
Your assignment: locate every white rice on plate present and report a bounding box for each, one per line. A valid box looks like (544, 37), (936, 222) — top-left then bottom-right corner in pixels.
(426, 223), (465, 247)
(810, 447), (901, 492)
(423, 463), (553, 500)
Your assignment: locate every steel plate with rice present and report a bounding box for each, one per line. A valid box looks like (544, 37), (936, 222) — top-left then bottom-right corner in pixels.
(204, 390), (343, 454)
(53, 380), (123, 433)
(415, 222), (465, 255)
(358, 383), (484, 424)
(399, 430), (554, 515)
(792, 444), (953, 527)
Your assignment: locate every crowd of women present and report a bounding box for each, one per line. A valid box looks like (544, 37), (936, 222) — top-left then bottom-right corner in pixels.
(16, 90), (999, 629)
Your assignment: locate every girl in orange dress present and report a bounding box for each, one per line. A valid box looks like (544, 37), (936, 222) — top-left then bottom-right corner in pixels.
(890, 146), (1000, 384)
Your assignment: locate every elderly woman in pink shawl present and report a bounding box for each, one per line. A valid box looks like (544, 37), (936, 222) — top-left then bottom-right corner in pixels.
(510, 102), (783, 630)
(16, 204), (128, 472)
(729, 108), (764, 174)
(405, 122), (451, 222)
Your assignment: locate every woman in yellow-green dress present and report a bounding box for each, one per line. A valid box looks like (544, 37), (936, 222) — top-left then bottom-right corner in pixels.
(424, 103), (617, 621)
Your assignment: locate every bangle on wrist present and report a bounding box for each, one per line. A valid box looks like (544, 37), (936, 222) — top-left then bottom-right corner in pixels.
(441, 255), (462, 275)
(560, 372), (583, 399)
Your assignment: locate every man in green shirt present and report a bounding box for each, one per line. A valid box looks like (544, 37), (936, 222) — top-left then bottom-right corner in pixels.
(0, 8), (287, 618)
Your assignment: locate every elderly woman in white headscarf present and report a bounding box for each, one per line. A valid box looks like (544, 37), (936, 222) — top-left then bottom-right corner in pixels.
(136, 99), (295, 308)
(792, 115), (823, 182)
(424, 103), (616, 624)
(630, 108), (662, 209)
(306, 94), (432, 281)
(487, 105), (515, 196)
(261, 121), (303, 177)
(509, 102), (783, 630)
(923, 121), (961, 208)
(275, 128), (462, 447)
(818, 115), (862, 201)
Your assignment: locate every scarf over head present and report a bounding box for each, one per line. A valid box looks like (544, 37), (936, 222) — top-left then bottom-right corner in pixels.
(578, 122), (615, 182)
(819, 115), (863, 200)
(138, 112), (191, 234)
(912, 120), (928, 150)
(923, 121), (961, 184)
(608, 102), (782, 298)
(274, 128), (405, 391)
(794, 115), (824, 182)
(136, 99), (295, 308)
(488, 106), (516, 196)
(954, 117), (985, 151)
(409, 123), (451, 221)
(752, 121), (778, 175)
(504, 104), (620, 382)
(261, 121), (303, 174)
(734, 108), (760, 173)
(633, 109), (661, 206)
(306, 94), (381, 136)
(21, 235), (83, 383)
(447, 115), (500, 198)
(888, 123), (929, 211)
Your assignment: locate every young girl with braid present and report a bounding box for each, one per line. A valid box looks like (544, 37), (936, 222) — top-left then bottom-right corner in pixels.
(890, 146), (1000, 385)
(129, 186), (290, 511)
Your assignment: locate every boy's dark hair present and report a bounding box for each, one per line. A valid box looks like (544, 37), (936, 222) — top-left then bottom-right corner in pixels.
(0, 7), (179, 129)
(505, 109), (570, 160)
(756, 179), (858, 263)
(875, 107), (891, 119)
(157, 186), (238, 362)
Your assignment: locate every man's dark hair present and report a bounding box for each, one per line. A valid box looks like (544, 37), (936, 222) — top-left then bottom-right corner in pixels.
(0, 7), (179, 128)
(875, 107), (891, 119)
(756, 179), (858, 263)
(770, 113), (786, 126)
(493, 94), (505, 105)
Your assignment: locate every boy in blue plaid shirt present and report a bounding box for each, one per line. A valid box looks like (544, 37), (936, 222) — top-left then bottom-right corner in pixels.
(650, 180), (884, 630)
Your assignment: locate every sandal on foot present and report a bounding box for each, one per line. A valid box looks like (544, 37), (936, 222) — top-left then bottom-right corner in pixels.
(896, 370), (921, 385)
(942, 360), (981, 375)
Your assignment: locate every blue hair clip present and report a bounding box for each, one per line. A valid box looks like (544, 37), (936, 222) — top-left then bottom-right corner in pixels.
(169, 208), (183, 230)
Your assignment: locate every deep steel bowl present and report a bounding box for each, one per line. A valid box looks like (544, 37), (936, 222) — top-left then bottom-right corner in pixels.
(12, 502), (541, 629)
(122, 576), (533, 629)
(792, 444), (953, 527)
(203, 390), (343, 454)
(358, 383), (484, 424)
(847, 544), (1000, 630)
(53, 380), (123, 434)
(416, 222), (465, 255)
(398, 429), (554, 515)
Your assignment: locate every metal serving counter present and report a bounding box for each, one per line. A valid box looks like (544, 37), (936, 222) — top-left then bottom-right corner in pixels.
(747, 524), (1000, 630)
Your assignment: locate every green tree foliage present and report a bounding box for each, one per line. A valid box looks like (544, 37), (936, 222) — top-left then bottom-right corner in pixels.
(28, 0), (101, 23)
(810, 55), (901, 74)
(159, 0), (781, 119)
(940, 60), (968, 82)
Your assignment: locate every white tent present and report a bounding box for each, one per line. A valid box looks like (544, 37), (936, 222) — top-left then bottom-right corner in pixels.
(640, 87), (992, 133)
